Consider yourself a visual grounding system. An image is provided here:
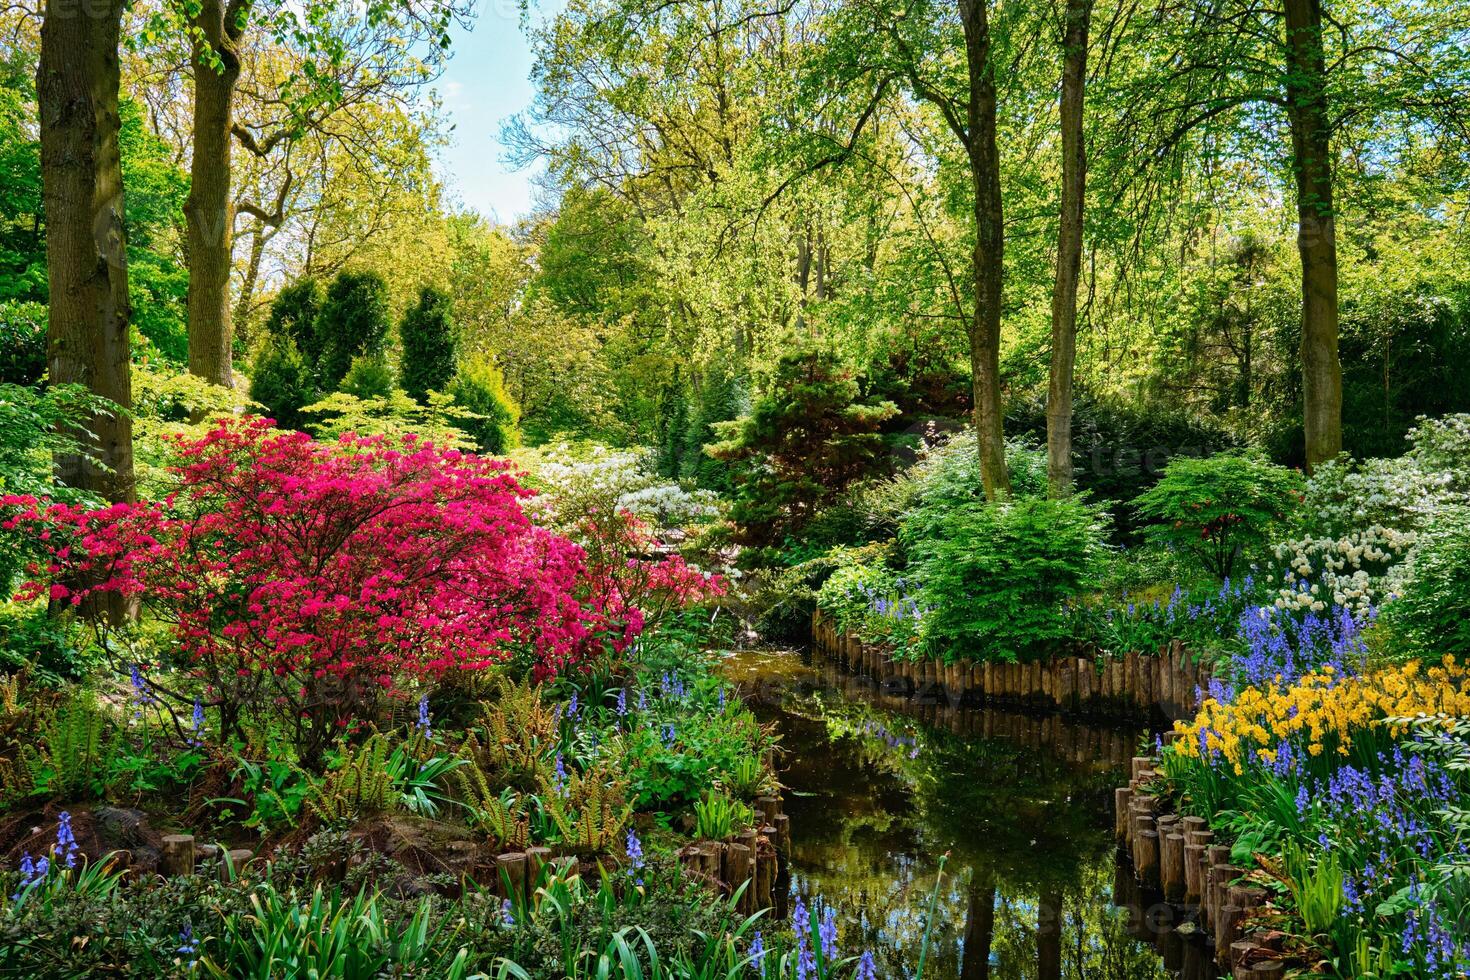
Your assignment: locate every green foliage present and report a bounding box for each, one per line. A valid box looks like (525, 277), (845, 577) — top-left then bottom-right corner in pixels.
(1282, 840), (1346, 937)
(450, 355), (521, 454)
(201, 883), (475, 979)
(1390, 506), (1470, 656)
(215, 754), (316, 831)
(339, 353), (396, 400)
(538, 760), (634, 855)
(692, 791), (751, 840)
(0, 382), (114, 500)
(248, 335), (316, 431)
(399, 285), (458, 403)
(265, 279), (324, 364)
(1133, 451), (1303, 580)
(301, 389), (478, 450)
(709, 349), (896, 550)
(24, 689), (113, 800)
(856, 433), (1049, 541)
(315, 271), (391, 390)
(0, 77), (44, 305)
(901, 498), (1109, 661)
(1008, 394), (1238, 532)
(0, 606), (96, 687)
(118, 100), (189, 362)
(0, 301), (46, 385)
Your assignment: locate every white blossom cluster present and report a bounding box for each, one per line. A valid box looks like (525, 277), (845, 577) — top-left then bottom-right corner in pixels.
(521, 442), (721, 534)
(1266, 415), (1470, 616)
(1269, 526), (1416, 615)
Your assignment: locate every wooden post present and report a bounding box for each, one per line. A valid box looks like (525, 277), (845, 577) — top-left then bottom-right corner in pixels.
(1161, 833), (1186, 902)
(1215, 904), (1244, 967)
(526, 846), (552, 891)
(1135, 826), (1160, 889)
(161, 834), (196, 877)
(497, 852), (528, 900)
(1230, 941), (1260, 976)
(1207, 860), (1239, 930)
(222, 848), (253, 881)
(725, 842), (752, 909)
(1183, 843), (1205, 904)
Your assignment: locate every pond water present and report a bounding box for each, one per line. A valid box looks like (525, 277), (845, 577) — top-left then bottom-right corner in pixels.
(721, 648), (1189, 980)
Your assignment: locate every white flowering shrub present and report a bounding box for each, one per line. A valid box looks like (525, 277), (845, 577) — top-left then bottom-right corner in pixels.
(1268, 414), (1470, 616)
(517, 442), (721, 536)
(1269, 526), (1416, 616)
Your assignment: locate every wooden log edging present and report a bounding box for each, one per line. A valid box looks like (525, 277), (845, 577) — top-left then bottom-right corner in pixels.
(676, 793), (787, 914)
(811, 610), (1209, 721)
(1115, 750), (1297, 976)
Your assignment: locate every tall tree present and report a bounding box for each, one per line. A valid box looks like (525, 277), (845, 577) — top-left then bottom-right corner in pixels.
(185, 0), (246, 388)
(955, 0), (1011, 501)
(1106, 0), (1470, 469)
(858, 0), (1017, 500)
(1046, 0), (1092, 496)
(1282, 0), (1341, 468)
(37, 0), (134, 504)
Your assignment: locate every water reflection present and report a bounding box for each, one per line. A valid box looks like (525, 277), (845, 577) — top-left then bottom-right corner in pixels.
(723, 649), (1172, 980)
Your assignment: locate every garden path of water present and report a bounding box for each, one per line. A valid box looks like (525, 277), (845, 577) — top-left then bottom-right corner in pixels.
(721, 648), (1189, 980)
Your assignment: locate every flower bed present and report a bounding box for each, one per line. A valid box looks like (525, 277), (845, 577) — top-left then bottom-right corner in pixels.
(1140, 658), (1470, 977)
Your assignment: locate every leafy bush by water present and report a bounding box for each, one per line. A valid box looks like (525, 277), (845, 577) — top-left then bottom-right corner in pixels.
(900, 497), (1108, 661)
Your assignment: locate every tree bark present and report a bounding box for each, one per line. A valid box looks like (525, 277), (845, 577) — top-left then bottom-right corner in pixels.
(184, 0), (245, 389)
(233, 220), (267, 343)
(1047, 0), (1091, 497)
(1282, 0), (1341, 470)
(959, 0), (1011, 501)
(37, 0), (133, 506)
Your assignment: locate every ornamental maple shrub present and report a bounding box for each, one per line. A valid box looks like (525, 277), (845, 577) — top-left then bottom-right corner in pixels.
(2, 418), (626, 768)
(1133, 451), (1304, 581)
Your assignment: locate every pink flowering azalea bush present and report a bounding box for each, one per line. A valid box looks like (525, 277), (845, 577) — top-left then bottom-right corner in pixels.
(2, 418), (674, 765)
(578, 508), (727, 639)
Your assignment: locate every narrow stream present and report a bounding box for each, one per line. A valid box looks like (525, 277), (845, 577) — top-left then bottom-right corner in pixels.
(722, 648), (1178, 980)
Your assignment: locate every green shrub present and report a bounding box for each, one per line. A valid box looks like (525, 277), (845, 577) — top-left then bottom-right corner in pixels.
(248, 335), (316, 431)
(1007, 391), (1237, 527)
(265, 279), (323, 363)
(0, 300), (46, 385)
(450, 356), (520, 455)
(315, 271), (390, 389)
(901, 497), (1108, 661)
(339, 353), (395, 400)
(1133, 451), (1303, 580)
(1390, 506), (1470, 656)
(856, 433), (1048, 540)
(707, 348), (896, 549)
(0, 605), (96, 686)
(399, 285), (457, 404)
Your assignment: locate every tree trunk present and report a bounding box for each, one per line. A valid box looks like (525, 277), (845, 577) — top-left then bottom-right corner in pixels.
(38, 0), (134, 623)
(233, 221), (267, 344)
(960, 870), (996, 979)
(1036, 887), (1063, 980)
(1047, 0), (1092, 497)
(959, 0), (1011, 501)
(1283, 0), (1341, 470)
(184, 0), (244, 389)
(38, 0), (133, 505)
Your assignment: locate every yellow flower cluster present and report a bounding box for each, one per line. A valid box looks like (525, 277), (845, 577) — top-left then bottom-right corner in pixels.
(1172, 656), (1470, 774)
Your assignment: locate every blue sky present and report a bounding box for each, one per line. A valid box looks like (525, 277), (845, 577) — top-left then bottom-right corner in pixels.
(434, 1), (568, 223)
